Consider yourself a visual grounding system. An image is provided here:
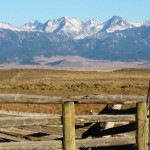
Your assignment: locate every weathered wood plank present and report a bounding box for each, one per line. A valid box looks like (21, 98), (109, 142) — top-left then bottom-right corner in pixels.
(0, 94), (145, 104)
(76, 136), (136, 148)
(0, 136), (135, 149)
(0, 114), (135, 127)
(0, 140), (62, 150)
(0, 94), (62, 104)
(0, 116), (62, 127)
(76, 114), (136, 123)
(68, 94), (145, 104)
(0, 132), (28, 142)
(0, 110), (57, 117)
(0, 115), (135, 128)
(0, 127), (38, 136)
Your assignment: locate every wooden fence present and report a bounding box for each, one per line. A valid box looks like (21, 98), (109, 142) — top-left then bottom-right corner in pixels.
(0, 93), (149, 150)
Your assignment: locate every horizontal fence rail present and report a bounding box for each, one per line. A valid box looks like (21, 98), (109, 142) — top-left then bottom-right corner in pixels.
(0, 93), (149, 150)
(0, 115), (136, 128)
(0, 94), (62, 104)
(0, 136), (136, 150)
(0, 93), (146, 104)
(0, 110), (55, 117)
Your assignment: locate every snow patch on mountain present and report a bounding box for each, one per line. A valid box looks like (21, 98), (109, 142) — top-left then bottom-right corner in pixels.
(76, 19), (103, 39)
(0, 22), (38, 32)
(0, 22), (21, 31)
(43, 17), (85, 38)
(0, 16), (150, 39)
(101, 16), (135, 33)
(21, 22), (36, 30)
(132, 21), (150, 27)
(21, 20), (43, 30)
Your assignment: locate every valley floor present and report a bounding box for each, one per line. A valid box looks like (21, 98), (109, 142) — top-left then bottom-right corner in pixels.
(0, 68), (150, 114)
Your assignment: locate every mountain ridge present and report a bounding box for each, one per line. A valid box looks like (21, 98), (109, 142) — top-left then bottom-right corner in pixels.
(1, 16), (150, 39)
(0, 16), (150, 69)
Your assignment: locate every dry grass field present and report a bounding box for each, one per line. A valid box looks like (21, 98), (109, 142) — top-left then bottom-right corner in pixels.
(0, 68), (150, 115)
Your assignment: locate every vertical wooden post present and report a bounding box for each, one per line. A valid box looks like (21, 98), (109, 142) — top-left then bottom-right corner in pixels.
(148, 97), (150, 150)
(137, 102), (148, 150)
(147, 81), (150, 150)
(63, 101), (75, 150)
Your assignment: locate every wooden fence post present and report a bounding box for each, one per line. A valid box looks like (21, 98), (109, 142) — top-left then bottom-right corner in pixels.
(63, 101), (75, 150)
(137, 102), (148, 150)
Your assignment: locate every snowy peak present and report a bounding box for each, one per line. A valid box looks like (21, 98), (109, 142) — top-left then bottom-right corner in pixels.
(109, 16), (124, 22)
(106, 16), (129, 25)
(76, 19), (103, 39)
(141, 21), (150, 27)
(102, 16), (135, 32)
(59, 16), (84, 31)
(41, 19), (59, 32)
(86, 19), (103, 28)
(20, 16), (85, 35)
(21, 20), (42, 30)
(42, 17), (85, 38)
(57, 17), (85, 34)
(130, 21), (150, 28)
(0, 22), (20, 31)
(21, 22), (35, 30)
(0, 16), (150, 39)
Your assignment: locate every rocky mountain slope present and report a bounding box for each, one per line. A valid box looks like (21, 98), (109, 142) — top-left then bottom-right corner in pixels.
(0, 16), (150, 68)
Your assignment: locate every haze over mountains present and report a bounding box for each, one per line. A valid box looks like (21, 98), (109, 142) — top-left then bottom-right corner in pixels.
(0, 16), (150, 70)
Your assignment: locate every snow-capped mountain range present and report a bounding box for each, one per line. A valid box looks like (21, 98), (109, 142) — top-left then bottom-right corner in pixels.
(0, 16), (150, 70)
(1, 16), (150, 39)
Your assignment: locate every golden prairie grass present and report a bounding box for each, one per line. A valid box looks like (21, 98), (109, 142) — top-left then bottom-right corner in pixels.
(0, 68), (149, 114)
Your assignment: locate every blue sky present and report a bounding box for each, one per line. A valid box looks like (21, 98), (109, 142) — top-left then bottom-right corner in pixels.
(0, 0), (150, 26)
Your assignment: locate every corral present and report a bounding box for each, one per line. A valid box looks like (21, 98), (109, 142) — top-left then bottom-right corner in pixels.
(0, 93), (149, 150)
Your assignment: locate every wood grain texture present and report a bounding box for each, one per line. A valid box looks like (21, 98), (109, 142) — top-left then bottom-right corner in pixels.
(0, 116), (62, 127)
(0, 136), (135, 149)
(63, 101), (75, 150)
(137, 102), (148, 150)
(0, 94), (145, 104)
(0, 114), (135, 127)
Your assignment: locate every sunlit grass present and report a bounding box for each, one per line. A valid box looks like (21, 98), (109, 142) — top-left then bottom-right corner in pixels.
(0, 68), (149, 114)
